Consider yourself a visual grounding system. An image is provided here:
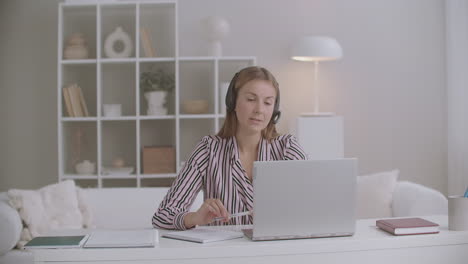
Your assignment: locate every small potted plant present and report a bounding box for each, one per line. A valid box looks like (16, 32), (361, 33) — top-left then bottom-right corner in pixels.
(140, 68), (175, 115)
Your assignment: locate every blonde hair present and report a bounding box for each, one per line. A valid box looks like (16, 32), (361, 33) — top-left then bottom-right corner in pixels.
(217, 66), (280, 140)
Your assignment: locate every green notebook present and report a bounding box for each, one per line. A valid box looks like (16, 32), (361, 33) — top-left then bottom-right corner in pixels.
(24, 235), (89, 249)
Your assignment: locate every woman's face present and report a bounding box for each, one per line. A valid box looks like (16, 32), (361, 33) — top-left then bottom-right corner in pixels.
(235, 79), (276, 135)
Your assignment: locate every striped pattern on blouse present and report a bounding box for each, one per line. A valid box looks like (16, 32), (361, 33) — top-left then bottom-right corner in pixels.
(152, 134), (307, 230)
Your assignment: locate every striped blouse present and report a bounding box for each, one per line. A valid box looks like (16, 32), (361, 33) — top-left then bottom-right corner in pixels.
(152, 134), (307, 230)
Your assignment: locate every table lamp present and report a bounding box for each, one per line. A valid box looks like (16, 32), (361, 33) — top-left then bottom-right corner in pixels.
(291, 36), (343, 116)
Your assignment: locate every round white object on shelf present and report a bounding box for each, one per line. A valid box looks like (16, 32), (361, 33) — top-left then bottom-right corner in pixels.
(104, 26), (133, 58)
(202, 16), (230, 41)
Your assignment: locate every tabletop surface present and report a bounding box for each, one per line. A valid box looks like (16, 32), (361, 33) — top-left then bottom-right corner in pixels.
(31, 215), (468, 262)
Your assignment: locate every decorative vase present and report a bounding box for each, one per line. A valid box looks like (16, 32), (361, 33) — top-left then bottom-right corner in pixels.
(64, 32), (89, 59)
(145, 91), (168, 115)
(104, 26), (133, 58)
(201, 16), (230, 56)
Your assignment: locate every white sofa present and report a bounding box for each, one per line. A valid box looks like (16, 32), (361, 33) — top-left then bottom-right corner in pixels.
(0, 181), (447, 264)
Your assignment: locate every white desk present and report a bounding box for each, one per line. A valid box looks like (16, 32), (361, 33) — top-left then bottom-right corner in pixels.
(32, 215), (468, 264)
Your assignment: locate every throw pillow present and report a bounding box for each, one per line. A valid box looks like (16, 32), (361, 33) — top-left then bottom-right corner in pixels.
(392, 181), (448, 217)
(7, 180), (84, 247)
(356, 170), (399, 219)
(0, 200), (22, 255)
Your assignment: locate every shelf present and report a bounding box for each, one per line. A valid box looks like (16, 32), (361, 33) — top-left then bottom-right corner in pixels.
(102, 63), (136, 116)
(63, 174), (98, 180)
(139, 115), (176, 120)
(140, 173), (177, 179)
(179, 114), (220, 119)
(178, 56), (257, 62)
(139, 57), (176, 62)
(62, 117), (98, 121)
(101, 174), (137, 179)
(101, 58), (137, 64)
(58, 1), (255, 188)
(179, 56), (217, 61)
(61, 59), (97, 64)
(101, 116), (138, 121)
(62, 1), (176, 7)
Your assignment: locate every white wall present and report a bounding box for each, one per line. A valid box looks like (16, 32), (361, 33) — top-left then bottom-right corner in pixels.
(446, 0), (468, 196)
(0, 0), (60, 191)
(0, 0), (447, 194)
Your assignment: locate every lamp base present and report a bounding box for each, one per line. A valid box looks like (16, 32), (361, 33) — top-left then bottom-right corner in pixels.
(300, 112), (335, 117)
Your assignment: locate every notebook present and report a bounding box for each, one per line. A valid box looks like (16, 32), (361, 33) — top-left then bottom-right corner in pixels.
(83, 230), (157, 248)
(244, 159), (358, 241)
(163, 227), (244, 243)
(376, 217), (440, 235)
(23, 235), (89, 249)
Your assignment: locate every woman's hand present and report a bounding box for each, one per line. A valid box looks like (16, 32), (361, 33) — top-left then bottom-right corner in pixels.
(184, 199), (229, 228)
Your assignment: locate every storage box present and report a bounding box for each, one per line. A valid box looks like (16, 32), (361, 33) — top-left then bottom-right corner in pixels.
(142, 146), (175, 174)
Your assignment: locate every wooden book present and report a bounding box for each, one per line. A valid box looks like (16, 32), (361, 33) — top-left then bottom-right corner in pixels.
(76, 85), (89, 117)
(69, 84), (84, 117)
(62, 87), (74, 117)
(376, 217), (439, 236)
(140, 27), (156, 57)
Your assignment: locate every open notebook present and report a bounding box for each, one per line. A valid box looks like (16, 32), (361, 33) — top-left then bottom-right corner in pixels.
(163, 226), (244, 243)
(84, 230), (157, 248)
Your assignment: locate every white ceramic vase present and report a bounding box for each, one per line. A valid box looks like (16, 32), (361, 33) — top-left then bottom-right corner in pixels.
(202, 16), (230, 56)
(145, 91), (168, 115)
(104, 26), (133, 58)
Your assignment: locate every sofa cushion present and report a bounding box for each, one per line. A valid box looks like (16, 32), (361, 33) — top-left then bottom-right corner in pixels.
(7, 180), (84, 247)
(392, 181), (448, 217)
(0, 197), (22, 256)
(356, 170), (399, 219)
(82, 187), (204, 229)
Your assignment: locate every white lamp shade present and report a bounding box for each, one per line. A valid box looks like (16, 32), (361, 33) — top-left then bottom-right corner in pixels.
(291, 36), (343, 62)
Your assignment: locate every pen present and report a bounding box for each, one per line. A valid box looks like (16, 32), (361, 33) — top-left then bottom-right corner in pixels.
(212, 210), (252, 222)
(464, 186), (468, 198)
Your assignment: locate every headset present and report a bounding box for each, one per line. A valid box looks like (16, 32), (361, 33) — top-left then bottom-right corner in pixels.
(225, 70), (281, 124)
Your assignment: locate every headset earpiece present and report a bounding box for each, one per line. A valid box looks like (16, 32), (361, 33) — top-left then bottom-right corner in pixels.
(271, 93), (281, 124)
(271, 111), (281, 124)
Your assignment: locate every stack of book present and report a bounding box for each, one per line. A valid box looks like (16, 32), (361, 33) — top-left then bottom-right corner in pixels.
(63, 83), (89, 117)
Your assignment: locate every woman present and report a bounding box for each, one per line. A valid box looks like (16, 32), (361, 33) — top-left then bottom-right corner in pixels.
(152, 66), (307, 230)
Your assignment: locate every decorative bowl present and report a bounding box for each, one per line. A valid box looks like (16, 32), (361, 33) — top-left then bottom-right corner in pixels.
(182, 100), (209, 114)
(75, 160), (95, 175)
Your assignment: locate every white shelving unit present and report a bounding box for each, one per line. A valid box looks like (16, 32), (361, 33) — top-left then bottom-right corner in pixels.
(57, 1), (255, 188)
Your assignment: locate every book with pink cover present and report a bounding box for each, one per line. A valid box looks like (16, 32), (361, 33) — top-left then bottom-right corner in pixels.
(376, 217), (439, 235)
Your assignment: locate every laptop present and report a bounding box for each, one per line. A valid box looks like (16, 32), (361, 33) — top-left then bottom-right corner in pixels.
(243, 158), (358, 241)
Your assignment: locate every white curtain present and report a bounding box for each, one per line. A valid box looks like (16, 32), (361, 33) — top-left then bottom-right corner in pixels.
(446, 0), (468, 196)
